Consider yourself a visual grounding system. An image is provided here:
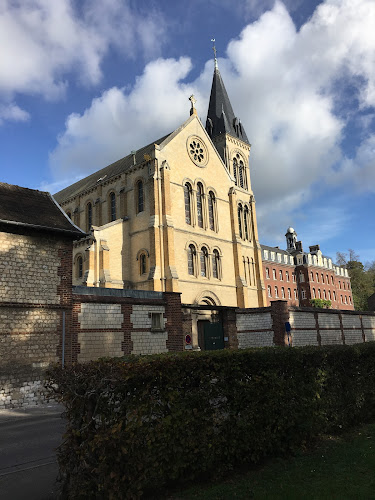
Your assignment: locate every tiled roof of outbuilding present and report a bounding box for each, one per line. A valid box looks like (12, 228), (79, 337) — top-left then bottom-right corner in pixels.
(0, 183), (85, 238)
(53, 133), (171, 203)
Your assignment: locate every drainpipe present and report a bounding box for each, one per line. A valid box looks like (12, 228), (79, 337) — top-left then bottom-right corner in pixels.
(62, 310), (66, 367)
(156, 159), (165, 291)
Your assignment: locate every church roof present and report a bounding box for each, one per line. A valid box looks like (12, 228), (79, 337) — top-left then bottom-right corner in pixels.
(54, 133), (171, 203)
(0, 183), (85, 238)
(205, 64), (249, 144)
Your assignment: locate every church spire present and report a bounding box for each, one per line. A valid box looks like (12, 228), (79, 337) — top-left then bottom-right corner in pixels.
(205, 42), (249, 145)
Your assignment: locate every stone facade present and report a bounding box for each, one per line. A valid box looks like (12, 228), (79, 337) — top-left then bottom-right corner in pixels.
(54, 65), (267, 311)
(0, 232), (74, 409)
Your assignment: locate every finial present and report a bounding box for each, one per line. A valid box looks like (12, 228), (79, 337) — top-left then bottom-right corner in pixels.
(189, 94), (197, 116)
(211, 38), (218, 69)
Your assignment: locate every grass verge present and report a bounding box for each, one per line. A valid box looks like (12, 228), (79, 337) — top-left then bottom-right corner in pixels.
(170, 423), (375, 500)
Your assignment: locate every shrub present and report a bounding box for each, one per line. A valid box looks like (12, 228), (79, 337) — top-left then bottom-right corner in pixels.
(47, 343), (375, 499)
(310, 298), (332, 308)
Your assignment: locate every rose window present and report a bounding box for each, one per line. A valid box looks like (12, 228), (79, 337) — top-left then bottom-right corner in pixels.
(187, 136), (208, 166)
(190, 140), (204, 163)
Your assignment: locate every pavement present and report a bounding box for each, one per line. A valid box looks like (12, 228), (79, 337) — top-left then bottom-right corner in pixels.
(0, 404), (66, 500)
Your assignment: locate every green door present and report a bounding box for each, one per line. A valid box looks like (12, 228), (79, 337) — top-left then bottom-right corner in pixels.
(204, 322), (224, 350)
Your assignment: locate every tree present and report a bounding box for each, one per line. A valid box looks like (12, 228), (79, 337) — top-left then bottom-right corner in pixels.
(336, 250), (375, 311)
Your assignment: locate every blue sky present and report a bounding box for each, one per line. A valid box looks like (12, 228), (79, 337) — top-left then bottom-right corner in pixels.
(1, 0), (374, 264)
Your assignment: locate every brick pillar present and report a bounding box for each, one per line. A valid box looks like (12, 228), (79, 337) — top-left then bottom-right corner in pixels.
(221, 307), (238, 349)
(165, 292), (184, 352)
(271, 300), (290, 346)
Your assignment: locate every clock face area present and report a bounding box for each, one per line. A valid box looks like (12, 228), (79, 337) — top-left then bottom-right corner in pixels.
(187, 136), (209, 167)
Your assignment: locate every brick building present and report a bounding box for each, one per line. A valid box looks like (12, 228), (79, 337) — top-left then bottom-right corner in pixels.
(261, 227), (353, 310)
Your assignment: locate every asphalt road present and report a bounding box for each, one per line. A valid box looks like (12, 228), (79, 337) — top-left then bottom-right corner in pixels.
(0, 405), (66, 500)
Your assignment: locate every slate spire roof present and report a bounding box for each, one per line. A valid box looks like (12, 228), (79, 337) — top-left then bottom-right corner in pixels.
(205, 62), (249, 144)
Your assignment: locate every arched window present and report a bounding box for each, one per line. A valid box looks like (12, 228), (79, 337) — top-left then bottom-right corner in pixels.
(137, 180), (144, 213)
(184, 183), (192, 225)
(268, 285), (272, 297)
(200, 247), (208, 277)
(196, 183), (204, 228)
(208, 191), (215, 231)
(275, 286), (278, 298)
(77, 256), (83, 279)
(212, 249), (220, 279)
(312, 288), (316, 298)
(109, 192), (116, 221)
(233, 157), (238, 185)
(243, 257), (247, 282)
(188, 244), (196, 275)
(86, 202), (92, 231)
(281, 287), (285, 299)
(140, 253), (146, 275)
(266, 267), (270, 279)
(238, 204), (243, 238)
(288, 288), (291, 299)
(328, 290), (332, 300)
(318, 289), (321, 298)
(251, 258), (255, 285)
(239, 159), (244, 188)
(247, 257), (251, 285)
(244, 206), (249, 240)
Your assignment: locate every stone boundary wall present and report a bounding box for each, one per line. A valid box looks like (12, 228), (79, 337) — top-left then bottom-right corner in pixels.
(72, 289), (183, 363)
(233, 301), (375, 349)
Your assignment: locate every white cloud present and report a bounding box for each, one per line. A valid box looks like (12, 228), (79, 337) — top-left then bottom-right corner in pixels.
(0, 0), (167, 123)
(50, 57), (208, 177)
(0, 103), (30, 125)
(49, 0), (375, 244)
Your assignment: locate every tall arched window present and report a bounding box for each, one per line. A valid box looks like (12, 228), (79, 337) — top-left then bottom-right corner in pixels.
(139, 253), (147, 275)
(244, 206), (249, 240)
(251, 258), (255, 285)
(238, 204), (243, 238)
(188, 244), (196, 275)
(200, 247), (208, 277)
(239, 160), (244, 188)
(77, 256), (83, 279)
(137, 180), (144, 213)
(212, 249), (220, 279)
(196, 183), (204, 228)
(109, 192), (116, 221)
(247, 257), (251, 285)
(184, 183), (192, 224)
(86, 202), (92, 231)
(233, 157), (238, 185)
(208, 191), (215, 231)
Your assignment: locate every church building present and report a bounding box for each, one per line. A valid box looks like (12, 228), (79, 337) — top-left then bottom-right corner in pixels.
(54, 56), (267, 308)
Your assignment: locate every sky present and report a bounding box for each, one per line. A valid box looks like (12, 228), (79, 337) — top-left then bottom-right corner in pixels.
(1, 0), (374, 264)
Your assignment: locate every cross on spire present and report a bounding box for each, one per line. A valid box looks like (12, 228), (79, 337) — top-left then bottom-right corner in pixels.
(211, 38), (218, 69)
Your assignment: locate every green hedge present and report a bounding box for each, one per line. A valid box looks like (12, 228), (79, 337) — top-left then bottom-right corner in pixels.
(47, 343), (375, 499)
